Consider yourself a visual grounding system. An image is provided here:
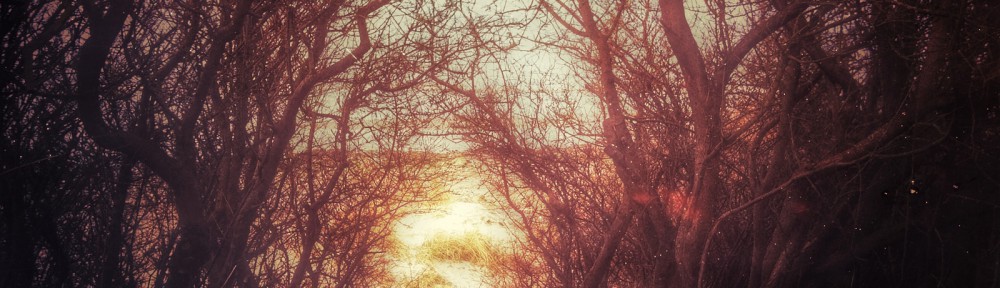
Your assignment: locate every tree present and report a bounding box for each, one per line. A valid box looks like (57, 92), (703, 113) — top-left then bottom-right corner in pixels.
(2, 0), (451, 286)
(443, 0), (1000, 287)
(3, 0), (999, 287)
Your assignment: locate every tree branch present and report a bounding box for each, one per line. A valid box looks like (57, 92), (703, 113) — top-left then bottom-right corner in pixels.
(74, 0), (192, 190)
(717, 1), (809, 85)
(658, 0), (711, 101)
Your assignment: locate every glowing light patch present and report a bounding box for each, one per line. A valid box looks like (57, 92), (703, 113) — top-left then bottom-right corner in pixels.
(389, 163), (514, 287)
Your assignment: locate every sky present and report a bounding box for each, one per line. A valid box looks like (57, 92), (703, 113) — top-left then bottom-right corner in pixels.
(383, 0), (723, 285)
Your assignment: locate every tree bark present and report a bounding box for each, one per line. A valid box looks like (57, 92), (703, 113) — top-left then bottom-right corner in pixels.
(658, 1), (808, 286)
(574, 0), (656, 286)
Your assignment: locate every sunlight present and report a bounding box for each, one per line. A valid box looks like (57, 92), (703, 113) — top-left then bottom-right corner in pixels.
(389, 158), (514, 287)
(10, 0), (993, 286)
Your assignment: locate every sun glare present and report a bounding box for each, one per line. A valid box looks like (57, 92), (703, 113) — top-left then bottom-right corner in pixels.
(389, 158), (514, 287)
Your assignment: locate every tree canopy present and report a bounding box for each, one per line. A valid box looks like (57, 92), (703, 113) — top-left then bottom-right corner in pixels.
(2, 0), (999, 287)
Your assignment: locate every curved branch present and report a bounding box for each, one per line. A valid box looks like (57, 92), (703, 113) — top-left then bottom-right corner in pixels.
(658, 0), (711, 101)
(252, 0), (388, 210)
(538, 0), (587, 37)
(717, 2), (809, 84)
(74, 0), (191, 189)
(696, 112), (912, 287)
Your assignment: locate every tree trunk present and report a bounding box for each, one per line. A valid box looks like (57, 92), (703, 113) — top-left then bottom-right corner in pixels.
(98, 159), (134, 288)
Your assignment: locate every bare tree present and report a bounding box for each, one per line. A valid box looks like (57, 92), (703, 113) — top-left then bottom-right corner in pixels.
(2, 0), (451, 286)
(2, 0), (999, 287)
(442, 0), (1000, 287)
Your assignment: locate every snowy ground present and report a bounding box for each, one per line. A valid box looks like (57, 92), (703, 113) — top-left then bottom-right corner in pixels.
(389, 159), (515, 287)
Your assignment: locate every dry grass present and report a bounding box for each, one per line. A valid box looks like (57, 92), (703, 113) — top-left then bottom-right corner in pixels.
(402, 267), (450, 288)
(418, 231), (503, 267)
